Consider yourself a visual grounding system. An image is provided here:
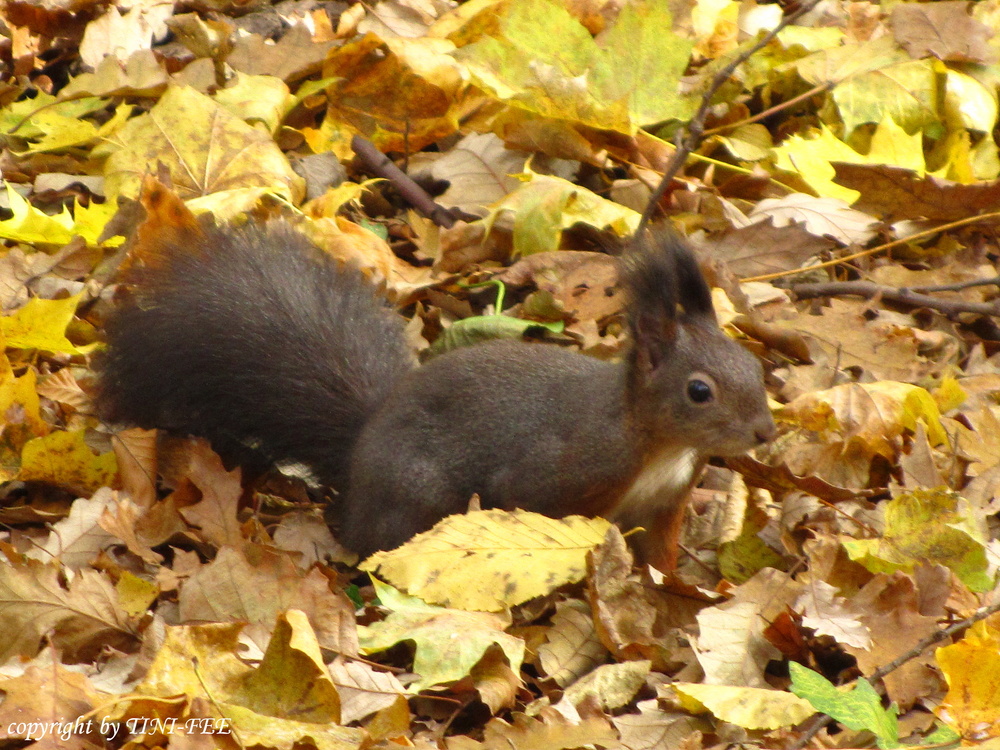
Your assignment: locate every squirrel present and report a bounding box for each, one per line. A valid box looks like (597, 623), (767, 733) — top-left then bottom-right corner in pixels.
(97, 185), (775, 570)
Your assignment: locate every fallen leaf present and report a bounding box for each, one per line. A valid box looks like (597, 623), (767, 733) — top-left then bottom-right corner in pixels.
(0, 552), (133, 663)
(537, 599), (607, 687)
(362, 509), (611, 612)
(936, 617), (1000, 742)
(358, 579), (524, 692)
(673, 682), (815, 730)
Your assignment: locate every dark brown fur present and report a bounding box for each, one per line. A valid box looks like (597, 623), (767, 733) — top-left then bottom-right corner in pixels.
(99, 225), (775, 563)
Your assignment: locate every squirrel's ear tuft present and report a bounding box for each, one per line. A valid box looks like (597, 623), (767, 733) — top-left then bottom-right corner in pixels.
(669, 237), (716, 321)
(620, 230), (679, 370)
(620, 229), (718, 347)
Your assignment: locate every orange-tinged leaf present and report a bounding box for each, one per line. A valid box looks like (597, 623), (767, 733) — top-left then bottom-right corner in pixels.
(98, 491), (170, 563)
(318, 33), (465, 154)
(0, 657), (107, 742)
(176, 442), (244, 549)
(936, 617), (1000, 742)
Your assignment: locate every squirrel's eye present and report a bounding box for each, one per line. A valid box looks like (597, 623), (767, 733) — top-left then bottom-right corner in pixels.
(687, 378), (713, 403)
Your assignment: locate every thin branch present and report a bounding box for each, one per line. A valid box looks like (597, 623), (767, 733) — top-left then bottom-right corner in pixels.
(351, 135), (477, 229)
(791, 600), (1000, 749)
(637, 0), (824, 235)
(872, 601), (1000, 680)
(741, 210), (1000, 284)
(791, 280), (1000, 318)
(701, 82), (833, 137)
(910, 276), (1000, 294)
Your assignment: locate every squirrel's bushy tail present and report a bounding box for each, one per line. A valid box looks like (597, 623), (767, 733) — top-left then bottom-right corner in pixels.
(98, 219), (413, 488)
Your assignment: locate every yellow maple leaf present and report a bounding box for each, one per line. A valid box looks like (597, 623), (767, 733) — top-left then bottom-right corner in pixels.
(1, 293), (93, 355)
(19, 430), (117, 494)
(0, 184), (75, 245)
(936, 617), (1000, 741)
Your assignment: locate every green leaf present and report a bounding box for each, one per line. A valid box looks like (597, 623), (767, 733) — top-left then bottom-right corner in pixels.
(789, 662), (900, 749)
(490, 171), (639, 254)
(922, 723), (960, 748)
(357, 579), (524, 691)
(717, 533), (785, 585)
(429, 315), (563, 356)
(842, 488), (993, 593)
(457, 0), (695, 134)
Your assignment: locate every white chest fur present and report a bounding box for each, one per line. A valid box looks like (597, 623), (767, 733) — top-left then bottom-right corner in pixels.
(612, 445), (701, 523)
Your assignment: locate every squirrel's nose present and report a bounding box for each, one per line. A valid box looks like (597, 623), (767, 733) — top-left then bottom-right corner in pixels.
(755, 421), (776, 445)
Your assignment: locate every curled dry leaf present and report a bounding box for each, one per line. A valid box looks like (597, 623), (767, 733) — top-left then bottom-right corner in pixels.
(0, 553), (134, 663)
(329, 657), (408, 725)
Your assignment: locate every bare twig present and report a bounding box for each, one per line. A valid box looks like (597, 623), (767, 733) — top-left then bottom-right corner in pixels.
(637, 0), (824, 234)
(351, 135), (477, 229)
(910, 276), (1000, 294)
(791, 600), (1000, 749)
(791, 280), (1000, 318)
(742, 211), (1000, 284)
(702, 82), (833, 137)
